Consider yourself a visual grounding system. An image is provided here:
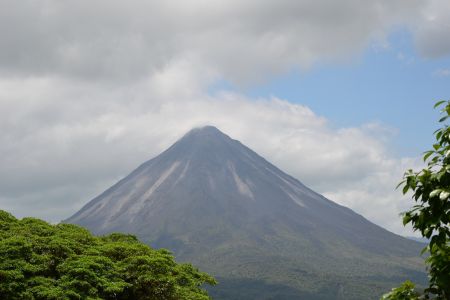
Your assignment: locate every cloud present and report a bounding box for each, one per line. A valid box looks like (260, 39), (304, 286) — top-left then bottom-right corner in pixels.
(0, 0), (428, 84)
(0, 63), (420, 235)
(414, 0), (450, 58)
(1, 0), (445, 237)
(433, 68), (450, 77)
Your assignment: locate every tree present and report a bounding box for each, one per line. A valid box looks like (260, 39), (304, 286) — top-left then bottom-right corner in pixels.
(382, 101), (450, 300)
(381, 281), (420, 300)
(0, 210), (216, 299)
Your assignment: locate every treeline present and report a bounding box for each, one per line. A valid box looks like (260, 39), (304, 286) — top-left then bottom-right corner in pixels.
(0, 210), (215, 299)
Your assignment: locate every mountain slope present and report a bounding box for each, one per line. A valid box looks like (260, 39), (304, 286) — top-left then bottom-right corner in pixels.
(66, 126), (426, 299)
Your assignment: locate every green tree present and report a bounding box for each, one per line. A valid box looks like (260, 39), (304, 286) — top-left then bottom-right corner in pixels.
(0, 210), (216, 299)
(381, 281), (420, 300)
(382, 101), (450, 300)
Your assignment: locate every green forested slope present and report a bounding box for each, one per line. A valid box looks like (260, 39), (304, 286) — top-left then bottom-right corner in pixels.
(168, 219), (426, 300)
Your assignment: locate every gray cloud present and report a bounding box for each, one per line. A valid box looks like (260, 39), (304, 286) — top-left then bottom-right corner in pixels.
(414, 0), (450, 58)
(0, 0), (430, 83)
(0, 69), (421, 235)
(0, 0), (446, 236)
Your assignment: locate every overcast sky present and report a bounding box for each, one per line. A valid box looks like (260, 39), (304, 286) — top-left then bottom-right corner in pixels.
(1, 0), (450, 236)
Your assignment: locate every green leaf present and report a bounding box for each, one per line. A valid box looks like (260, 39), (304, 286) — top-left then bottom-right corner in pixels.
(430, 189), (442, 198)
(402, 185), (409, 194)
(420, 245), (429, 255)
(439, 116), (449, 123)
(434, 100), (446, 108)
(396, 180), (406, 190)
(439, 191), (450, 200)
(403, 214), (411, 225)
(423, 151), (434, 161)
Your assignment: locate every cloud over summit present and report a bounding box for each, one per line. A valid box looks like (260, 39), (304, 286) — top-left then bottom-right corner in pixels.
(0, 72), (420, 235)
(0, 0), (448, 235)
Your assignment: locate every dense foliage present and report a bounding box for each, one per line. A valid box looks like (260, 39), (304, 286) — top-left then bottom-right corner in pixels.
(0, 210), (215, 300)
(381, 281), (420, 300)
(382, 101), (450, 300)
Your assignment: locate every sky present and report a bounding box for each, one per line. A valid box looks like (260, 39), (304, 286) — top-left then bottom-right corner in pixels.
(1, 0), (450, 236)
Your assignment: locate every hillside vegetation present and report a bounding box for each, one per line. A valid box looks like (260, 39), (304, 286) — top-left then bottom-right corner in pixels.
(0, 210), (215, 300)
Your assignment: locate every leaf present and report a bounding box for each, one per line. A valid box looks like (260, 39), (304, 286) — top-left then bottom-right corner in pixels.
(430, 189), (442, 198)
(437, 170), (446, 181)
(439, 191), (450, 200)
(402, 185), (409, 195)
(434, 100), (446, 109)
(420, 245), (429, 256)
(396, 180), (406, 190)
(403, 214), (411, 225)
(423, 151), (434, 161)
(439, 116), (449, 123)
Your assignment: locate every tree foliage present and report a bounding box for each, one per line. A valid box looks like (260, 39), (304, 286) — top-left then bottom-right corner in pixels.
(382, 101), (450, 300)
(0, 210), (216, 299)
(381, 281), (420, 300)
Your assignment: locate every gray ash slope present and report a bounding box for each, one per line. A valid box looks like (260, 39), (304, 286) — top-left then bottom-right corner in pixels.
(67, 126), (425, 300)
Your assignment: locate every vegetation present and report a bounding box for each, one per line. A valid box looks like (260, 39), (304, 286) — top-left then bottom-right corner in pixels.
(381, 281), (420, 300)
(0, 210), (215, 299)
(382, 101), (450, 300)
(176, 222), (426, 300)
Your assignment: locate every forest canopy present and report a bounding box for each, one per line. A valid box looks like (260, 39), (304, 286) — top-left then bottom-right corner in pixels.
(0, 210), (215, 300)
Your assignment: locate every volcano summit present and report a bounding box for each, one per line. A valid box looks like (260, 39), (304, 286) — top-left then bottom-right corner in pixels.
(67, 126), (425, 300)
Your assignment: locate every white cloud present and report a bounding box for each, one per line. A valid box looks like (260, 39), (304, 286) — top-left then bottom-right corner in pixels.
(433, 68), (450, 77)
(1, 0), (446, 237)
(0, 64), (421, 235)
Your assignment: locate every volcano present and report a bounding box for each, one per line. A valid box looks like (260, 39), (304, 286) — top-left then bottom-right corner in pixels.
(66, 126), (425, 300)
